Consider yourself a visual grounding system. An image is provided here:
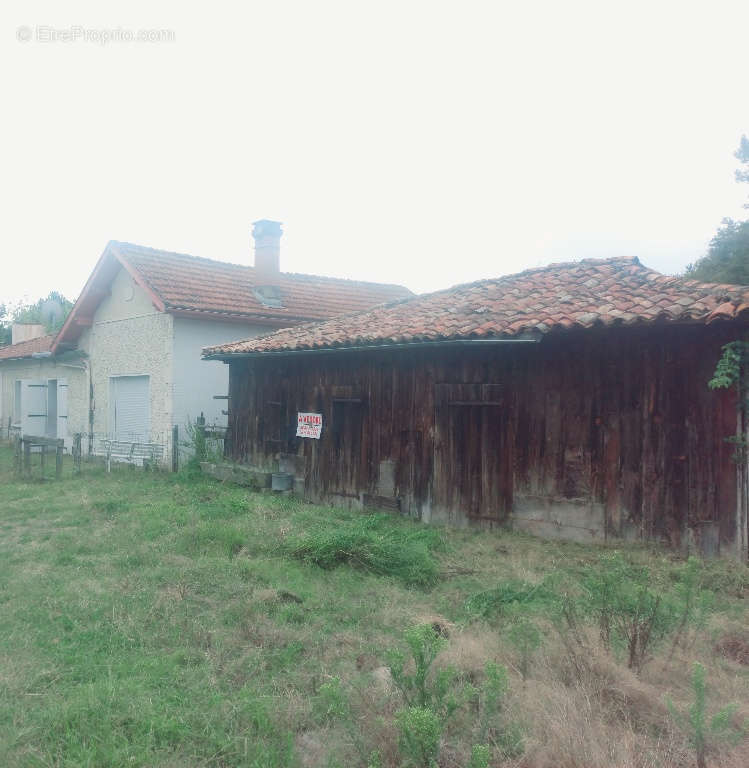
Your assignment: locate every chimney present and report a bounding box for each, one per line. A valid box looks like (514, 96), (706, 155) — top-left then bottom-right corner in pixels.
(12, 323), (46, 345)
(252, 219), (282, 287)
(251, 219), (284, 308)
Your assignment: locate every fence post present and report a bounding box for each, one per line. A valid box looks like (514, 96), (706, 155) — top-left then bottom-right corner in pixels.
(172, 425), (179, 472)
(23, 438), (31, 477)
(56, 439), (63, 480)
(73, 433), (82, 474)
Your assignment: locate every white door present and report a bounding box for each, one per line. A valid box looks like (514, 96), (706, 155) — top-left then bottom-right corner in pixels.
(57, 378), (68, 444)
(111, 375), (150, 441)
(21, 380), (48, 437)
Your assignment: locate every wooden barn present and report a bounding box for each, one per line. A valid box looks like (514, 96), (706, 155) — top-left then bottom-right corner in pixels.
(204, 257), (749, 556)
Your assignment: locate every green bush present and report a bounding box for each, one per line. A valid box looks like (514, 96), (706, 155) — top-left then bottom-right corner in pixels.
(476, 661), (507, 743)
(468, 744), (491, 768)
(700, 557), (749, 598)
(283, 515), (443, 587)
(506, 615), (543, 680)
(387, 624), (455, 712)
(387, 626), (524, 766)
(313, 676), (348, 724)
(386, 625), (460, 768)
(465, 579), (557, 619)
(395, 706), (442, 768)
(582, 553), (676, 670)
(667, 662), (744, 768)
(669, 557), (714, 656)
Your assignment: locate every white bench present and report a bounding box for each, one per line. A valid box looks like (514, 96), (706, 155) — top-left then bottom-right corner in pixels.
(103, 440), (164, 472)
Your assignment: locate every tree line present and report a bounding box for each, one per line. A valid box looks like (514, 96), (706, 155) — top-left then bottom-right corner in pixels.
(686, 136), (749, 284)
(0, 292), (74, 346)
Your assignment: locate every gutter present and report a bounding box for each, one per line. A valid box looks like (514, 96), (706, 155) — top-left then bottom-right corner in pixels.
(203, 334), (542, 361)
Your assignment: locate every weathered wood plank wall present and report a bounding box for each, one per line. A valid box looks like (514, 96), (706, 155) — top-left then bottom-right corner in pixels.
(227, 324), (742, 547)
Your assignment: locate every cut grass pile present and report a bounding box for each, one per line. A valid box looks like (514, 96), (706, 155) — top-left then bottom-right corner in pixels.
(282, 513), (444, 586)
(464, 578), (559, 619)
(0, 444), (747, 767)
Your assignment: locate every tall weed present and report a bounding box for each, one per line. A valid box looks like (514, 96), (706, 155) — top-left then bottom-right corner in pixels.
(283, 515), (443, 587)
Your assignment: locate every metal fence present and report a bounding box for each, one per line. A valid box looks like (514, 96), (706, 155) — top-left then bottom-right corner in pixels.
(4, 419), (225, 480)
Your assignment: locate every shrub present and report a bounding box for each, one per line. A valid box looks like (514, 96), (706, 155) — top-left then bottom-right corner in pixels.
(465, 579), (557, 619)
(386, 624), (461, 767)
(583, 553), (676, 670)
(283, 515), (443, 587)
(395, 706), (442, 768)
(476, 661), (507, 743)
(468, 744), (491, 768)
(667, 662), (744, 768)
(180, 418), (222, 476)
(700, 557), (749, 598)
(387, 626), (523, 766)
(669, 557), (714, 657)
(313, 677), (348, 724)
(506, 615), (543, 681)
(386, 624), (455, 712)
(475, 661), (524, 758)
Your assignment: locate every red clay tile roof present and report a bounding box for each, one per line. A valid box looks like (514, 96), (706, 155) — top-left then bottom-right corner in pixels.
(53, 241), (413, 352)
(114, 242), (412, 321)
(203, 257), (749, 357)
(0, 334), (55, 361)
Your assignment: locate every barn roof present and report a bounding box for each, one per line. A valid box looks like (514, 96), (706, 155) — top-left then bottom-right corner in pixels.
(53, 241), (412, 353)
(203, 256), (749, 358)
(0, 334), (55, 361)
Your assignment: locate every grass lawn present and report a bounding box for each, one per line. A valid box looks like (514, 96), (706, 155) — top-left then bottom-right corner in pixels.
(0, 445), (747, 767)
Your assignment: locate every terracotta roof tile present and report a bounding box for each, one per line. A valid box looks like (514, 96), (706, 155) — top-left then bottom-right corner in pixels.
(0, 334), (55, 361)
(114, 242), (412, 322)
(204, 257), (749, 358)
(53, 241), (413, 352)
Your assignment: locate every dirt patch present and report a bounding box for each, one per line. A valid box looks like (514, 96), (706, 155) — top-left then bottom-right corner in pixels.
(436, 625), (499, 680)
(715, 632), (749, 666)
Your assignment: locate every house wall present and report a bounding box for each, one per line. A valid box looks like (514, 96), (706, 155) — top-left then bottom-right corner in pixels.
(0, 357), (87, 446)
(79, 270), (278, 462)
(226, 324), (744, 549)
(172, 316), (271, 454)
(80, 267), (174, 454)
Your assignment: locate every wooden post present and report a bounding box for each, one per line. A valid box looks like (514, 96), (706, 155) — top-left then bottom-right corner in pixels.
(73, 433), (82, 474)
(172, 425), (179, 472)
(23, 439), (31, 477)
(55, 439), (63, 480)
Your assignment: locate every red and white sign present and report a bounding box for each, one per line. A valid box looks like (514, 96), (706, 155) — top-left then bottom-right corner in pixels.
(296, 412), (323, 439)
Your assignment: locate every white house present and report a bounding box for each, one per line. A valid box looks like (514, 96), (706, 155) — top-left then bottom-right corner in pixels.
(0, 330), (85, 444)
(0, 221), (411, 461)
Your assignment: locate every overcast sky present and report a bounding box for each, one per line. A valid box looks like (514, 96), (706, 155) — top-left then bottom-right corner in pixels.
(2, 0), (748, 307)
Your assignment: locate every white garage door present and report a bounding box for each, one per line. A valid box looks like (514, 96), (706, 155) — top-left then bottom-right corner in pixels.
(111, 375), (150, 441)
